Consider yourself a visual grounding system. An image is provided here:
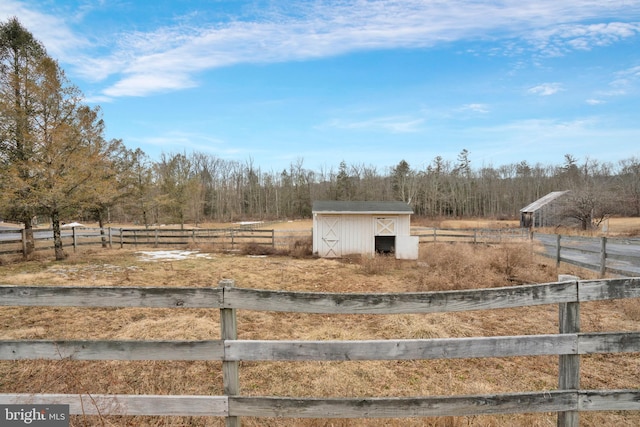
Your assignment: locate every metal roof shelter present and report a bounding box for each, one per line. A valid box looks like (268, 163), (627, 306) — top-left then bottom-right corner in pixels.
(520, 190), (571, 228)
(312, 201), (418, 260)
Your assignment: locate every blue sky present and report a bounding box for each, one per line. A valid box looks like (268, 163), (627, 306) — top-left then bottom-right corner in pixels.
(2, 0), (640, 173)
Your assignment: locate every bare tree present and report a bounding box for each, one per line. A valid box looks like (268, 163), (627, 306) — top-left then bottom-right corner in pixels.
(618, 157), (640, 217)
(561, 158), (616, 230)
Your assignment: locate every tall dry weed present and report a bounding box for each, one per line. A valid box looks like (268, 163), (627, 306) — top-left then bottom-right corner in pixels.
(358, 253), (398, 275)
(410, 242), (555, 292)
(288, 236), (313, 258)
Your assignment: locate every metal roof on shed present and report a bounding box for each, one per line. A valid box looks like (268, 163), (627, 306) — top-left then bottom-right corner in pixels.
(520, 190), (570, 213)
(312, 200), (413, 214)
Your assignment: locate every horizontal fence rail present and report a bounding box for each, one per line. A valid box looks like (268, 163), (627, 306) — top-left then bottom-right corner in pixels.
(413, 227), (529, 244)
(1, 278), (640, 426)
(535, 233), (640, 277)
(4, 391), (640, 419)
(117, 228), (275, 249)
(0, 227), (280, 256)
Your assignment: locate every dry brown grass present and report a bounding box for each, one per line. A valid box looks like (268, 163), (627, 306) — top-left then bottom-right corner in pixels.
(605, 217), (640, 236)
(1, 238), (639, 426)
(536, 217), (640, 238)
(411, 217), (520, 229)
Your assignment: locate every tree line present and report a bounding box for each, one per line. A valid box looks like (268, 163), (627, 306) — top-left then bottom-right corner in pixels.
(114, 150), (637, 231)
(2, 18), (639, 260)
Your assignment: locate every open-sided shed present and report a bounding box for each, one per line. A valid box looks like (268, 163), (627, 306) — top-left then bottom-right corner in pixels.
(520, 190), (571, 228)
(312, 200), (419, 260)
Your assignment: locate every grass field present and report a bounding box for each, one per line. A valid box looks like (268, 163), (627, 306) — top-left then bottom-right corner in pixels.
(1, 221), (639, 426)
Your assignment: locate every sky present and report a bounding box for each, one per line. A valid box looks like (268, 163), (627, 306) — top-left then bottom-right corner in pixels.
(2, 0), (640, 173)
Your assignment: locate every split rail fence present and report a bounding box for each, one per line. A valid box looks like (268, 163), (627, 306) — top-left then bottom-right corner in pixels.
(1, 277), (640, 426)
(413, 227), (529, 244)
(534, 233), (640, 278)
(0, 227), (277, 256)
(0, 226), (528, 257)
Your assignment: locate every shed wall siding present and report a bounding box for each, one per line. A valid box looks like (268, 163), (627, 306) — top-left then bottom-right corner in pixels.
(342, 215), (372, 256)
(313, 213), (412, 258)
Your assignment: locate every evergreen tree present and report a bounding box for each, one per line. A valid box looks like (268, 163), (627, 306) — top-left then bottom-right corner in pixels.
(1, 19), (125, 259)
(0, 17), (48, 254)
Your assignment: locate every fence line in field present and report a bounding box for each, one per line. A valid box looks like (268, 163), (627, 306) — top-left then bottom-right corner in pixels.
(534, 233), (640, 278)
(0, 226), (526, 257)
(4, 226), (640, 279)
(0, 227), (281, 256)
(1, 277), (640, 426)
(412, 227), (529, 243)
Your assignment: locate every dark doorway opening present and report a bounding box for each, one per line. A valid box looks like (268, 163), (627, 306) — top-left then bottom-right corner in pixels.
(375, 236), (395, 254)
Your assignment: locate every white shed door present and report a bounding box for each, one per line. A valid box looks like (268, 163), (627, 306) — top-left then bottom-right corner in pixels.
(375, 217), (396, 235)
(319, 216), (341, 258)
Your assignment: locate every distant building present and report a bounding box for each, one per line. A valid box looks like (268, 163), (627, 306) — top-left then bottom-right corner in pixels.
(520, 191), (571, 228)
(312, 201), (419, 260)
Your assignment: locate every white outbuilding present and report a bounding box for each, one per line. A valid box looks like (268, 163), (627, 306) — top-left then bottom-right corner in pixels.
(312, 200), (419, 260)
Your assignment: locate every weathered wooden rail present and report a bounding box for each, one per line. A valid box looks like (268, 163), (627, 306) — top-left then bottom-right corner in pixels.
(0, 227), (277, 256)
(1, 278), (640, 426)
(535, 233), (640, 277)
(413, 227), (529, 244)
(116, 228), (275, 249)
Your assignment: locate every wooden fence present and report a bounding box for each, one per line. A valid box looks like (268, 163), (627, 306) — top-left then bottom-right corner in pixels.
(116, 228), (275, 249)
(0, 226), (532, 258)
(534, 233), (640, 278)
(1, 277), (640, 426)
(413, 227), (529, 243)
(0, 227), (279, 256)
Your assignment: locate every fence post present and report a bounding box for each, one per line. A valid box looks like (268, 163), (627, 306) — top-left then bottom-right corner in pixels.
(557, 275), (580, 427)
(272, 229), (275, 249)
(99, 226), (107, 249)
(119, 229), (124, 249)
(600, 237), (607, 278)
(219, 279), (240, 427)
(108, 227), (112, 249)
(72, 227), (77, 252)
(556, 234), (562, 267)
(21, 229), (27, 257)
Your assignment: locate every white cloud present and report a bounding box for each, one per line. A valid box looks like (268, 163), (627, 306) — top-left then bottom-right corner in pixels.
(488, 118), (612, 140)
(586, 99), (605, 105)
(593, 65), (640, 98)
(612, 65), (640, 86)
(133, 131), (225, 150)
(103, 73), (197, 97)
(528, 22), (640, 56)
(5, 0), (640, 98)
(528, 83), (564, 96)
(460, 103), (490, 113)
(325, 115), (425, 133)
(0, 0), (90, 61)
